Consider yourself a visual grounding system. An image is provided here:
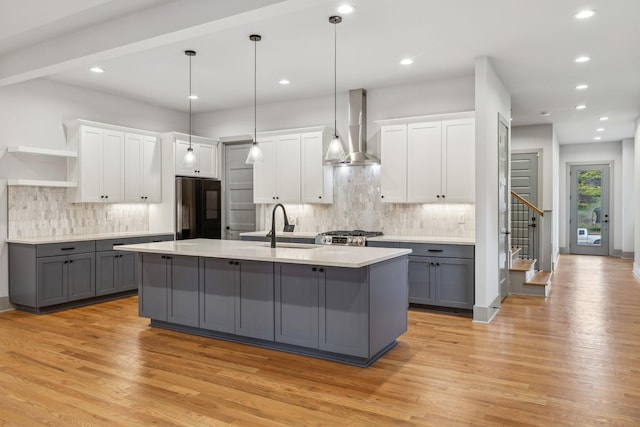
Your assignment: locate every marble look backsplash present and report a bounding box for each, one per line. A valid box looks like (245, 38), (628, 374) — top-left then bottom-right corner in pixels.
(8, 186), (149, 238)
(258, 166), (475, 238)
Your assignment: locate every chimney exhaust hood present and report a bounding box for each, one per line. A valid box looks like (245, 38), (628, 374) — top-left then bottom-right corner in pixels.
(327, 88), (380, 166)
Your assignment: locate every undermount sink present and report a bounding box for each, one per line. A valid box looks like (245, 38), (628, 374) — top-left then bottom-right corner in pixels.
(257, 242), (320, 250)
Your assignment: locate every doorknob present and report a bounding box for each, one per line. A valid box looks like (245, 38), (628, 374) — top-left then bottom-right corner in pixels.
(226, 226), (230, 230)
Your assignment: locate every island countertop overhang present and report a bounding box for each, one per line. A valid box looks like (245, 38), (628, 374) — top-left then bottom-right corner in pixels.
(116, 238), (411, 268)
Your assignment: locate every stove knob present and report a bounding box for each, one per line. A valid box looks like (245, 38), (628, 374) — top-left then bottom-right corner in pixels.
(347, 237), (353, 244)
(323, 236), (331, 244)
(356, 237), (363, 245)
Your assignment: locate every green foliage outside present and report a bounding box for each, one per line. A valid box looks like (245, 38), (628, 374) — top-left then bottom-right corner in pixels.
(577, 170), (602, 233)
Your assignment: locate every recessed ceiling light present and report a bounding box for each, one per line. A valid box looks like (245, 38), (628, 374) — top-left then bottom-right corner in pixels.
(540, 111), (551, 117)
(400, 58), (414, 66)
(596, 128), (605, 132)
(89, 66), (104, 73)
(575, 56), (591, 63)
(337, 4), (356, 14)
(575, 10), (596, 19)
(575, 104), (587, 110)
(599, 116), (609, 121)
(188, 94), (198, 100)
(278, 79), (290, 85)
(576, 84), (589, 90)
(594, 136), (602, 141)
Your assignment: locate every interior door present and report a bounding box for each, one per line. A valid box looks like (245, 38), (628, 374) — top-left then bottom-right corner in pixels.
(225, 143), (255, 240)
(569, 164), (610, 255)
(498, 116), (510, 301)
(511, 152), (539, 260)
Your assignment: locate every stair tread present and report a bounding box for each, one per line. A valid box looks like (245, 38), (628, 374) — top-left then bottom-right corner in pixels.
(525, 271), (552, 286)
(510, 258), (537, 272)
(511, 247), (522, 255)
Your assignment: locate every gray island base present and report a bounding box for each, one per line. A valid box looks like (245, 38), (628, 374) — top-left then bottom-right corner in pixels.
(118, 239), (410, 367)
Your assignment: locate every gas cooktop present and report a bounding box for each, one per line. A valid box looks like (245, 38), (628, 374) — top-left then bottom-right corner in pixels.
(315, 230), (383, 246)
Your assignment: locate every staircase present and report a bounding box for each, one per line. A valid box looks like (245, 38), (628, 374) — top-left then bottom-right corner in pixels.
(508, 192), (552, 297)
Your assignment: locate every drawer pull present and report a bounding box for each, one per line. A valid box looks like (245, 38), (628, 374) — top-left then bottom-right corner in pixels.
(112, 243), (124, 246)
(61, 247), (75, 251)
(428, 249), (443, 252)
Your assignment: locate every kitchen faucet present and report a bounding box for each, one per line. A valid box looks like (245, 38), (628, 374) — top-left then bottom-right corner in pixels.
(270, 203), (290, 248)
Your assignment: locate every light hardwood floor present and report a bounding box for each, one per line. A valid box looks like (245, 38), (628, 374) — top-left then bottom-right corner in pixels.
(1, 255), (639, 426)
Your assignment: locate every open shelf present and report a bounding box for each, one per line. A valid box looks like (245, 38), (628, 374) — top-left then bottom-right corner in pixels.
(7, 179), (77, 188)
(7, 145), (78, 158)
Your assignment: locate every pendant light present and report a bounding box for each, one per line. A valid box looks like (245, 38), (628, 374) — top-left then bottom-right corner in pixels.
(245, 34), (264, 164)
(324, 15), (346, 163)
(183, 49), (197, 168)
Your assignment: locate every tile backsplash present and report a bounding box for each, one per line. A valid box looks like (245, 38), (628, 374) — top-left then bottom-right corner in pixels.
(258, 166), (475, 237)
(8, 186), (149, 238)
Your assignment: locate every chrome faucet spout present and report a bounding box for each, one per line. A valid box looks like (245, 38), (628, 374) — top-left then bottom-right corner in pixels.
(270, 204), (290, 248)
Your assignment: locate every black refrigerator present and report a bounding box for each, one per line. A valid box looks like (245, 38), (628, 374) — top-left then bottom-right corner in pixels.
(176, 177), (221, 240)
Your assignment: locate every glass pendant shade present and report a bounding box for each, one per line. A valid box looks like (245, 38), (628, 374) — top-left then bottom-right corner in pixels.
(325, 135), (345, 161)
(245, 142), (263, 164)
(183, 146), (196, 167)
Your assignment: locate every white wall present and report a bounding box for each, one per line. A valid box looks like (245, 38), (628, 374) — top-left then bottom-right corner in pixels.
(474, 57), (511, 323)
(634, 118), (640, 277)
(0, 78), (187, 305)
(622, 138), (635, 258)
(552, 129), (560, 265)
(559, 142), (624, 254)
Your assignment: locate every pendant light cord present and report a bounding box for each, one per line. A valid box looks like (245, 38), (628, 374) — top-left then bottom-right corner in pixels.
(254, 37), (257, 144)
(333, 20), (337, 138)
(189, 53), (192, 149)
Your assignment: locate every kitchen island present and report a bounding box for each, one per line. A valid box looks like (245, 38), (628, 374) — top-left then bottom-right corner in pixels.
(117, 239), (411, 366)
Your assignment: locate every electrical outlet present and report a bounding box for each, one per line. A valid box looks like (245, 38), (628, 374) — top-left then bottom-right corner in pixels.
(106, 210), (113, 221)
(288, 215), (296, 225)
(458, 213), (465, 224)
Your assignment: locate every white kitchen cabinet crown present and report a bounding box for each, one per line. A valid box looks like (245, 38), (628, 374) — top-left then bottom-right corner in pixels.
(174, 136), (219, 178)
(252, 126), (332, 204)
(66, 120), (161, 203)
(377, 112), (475, 204)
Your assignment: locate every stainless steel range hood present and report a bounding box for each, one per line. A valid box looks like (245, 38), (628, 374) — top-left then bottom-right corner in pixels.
(333, 88), (380, 166)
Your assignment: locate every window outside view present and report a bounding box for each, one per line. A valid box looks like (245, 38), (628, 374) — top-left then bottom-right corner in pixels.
(576, 169), (602, 246)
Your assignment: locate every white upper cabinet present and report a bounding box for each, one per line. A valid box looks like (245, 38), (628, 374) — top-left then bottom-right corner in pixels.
(124, 133), (161, 203)
(252, 126), (331, 205)
(301, 131), (333, 203)
(174, 138), (218, 178)
(67, 120), (161, 204)
(377, 112), (475, 204)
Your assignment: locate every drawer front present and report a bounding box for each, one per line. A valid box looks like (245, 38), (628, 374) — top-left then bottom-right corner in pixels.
(137, 234), (174, 244)
(241, 236), (268, 242)
(367, 241), (400, 248)
(96, 237), (142, 252)
(36, 241), (96, 257)
(400, 243), (474, 259)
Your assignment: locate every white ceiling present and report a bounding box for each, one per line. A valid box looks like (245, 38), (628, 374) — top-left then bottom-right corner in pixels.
(1, 0), (639, 144)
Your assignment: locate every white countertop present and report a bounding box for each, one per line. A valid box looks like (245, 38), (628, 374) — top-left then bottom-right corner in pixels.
(367, 235), (475, 245)
(6, 231), (174, 245)
(117, 238), (411, 268)
(239, 231), (319, 239)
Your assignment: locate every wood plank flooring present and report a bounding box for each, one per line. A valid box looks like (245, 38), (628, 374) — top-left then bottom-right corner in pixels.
(1, 254), (639, 426)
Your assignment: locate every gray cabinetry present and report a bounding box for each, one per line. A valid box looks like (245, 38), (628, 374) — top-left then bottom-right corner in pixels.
(200, 258), (237, 333)
(139, 253), (168, 321)
(235, 261), (274, 340)
(96, 251), (136, 295)
(274, 263), (319, 348)
(67, 253), (96, 301)
(436, 257), (474, 309)
(407, 255), (436, 305)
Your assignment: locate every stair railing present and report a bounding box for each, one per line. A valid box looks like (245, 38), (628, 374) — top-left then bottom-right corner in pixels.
(510, 191), (544, 269)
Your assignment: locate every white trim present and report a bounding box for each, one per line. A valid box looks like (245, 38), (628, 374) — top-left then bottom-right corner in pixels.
(633, 262), (640, 279)
(7, 179), (77, 188)
(66, 119), (160, 137)
(256, 125), (330, 138)
(7, 146), (77, 158)
(374, 111), (475, 126)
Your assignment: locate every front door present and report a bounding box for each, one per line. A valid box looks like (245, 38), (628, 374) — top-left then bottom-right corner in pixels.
(224, 143), (256, 240)
(569, 164), (610, 255)
(498, 116), (510, 301)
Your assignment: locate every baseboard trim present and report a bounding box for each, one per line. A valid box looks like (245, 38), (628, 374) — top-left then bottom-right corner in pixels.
(621, 251), (634, 260)
(634, 262), (640, 280)
(472, 294), (501, 323)
(0, 296), (14, 312)
(559, 247), (569, 254)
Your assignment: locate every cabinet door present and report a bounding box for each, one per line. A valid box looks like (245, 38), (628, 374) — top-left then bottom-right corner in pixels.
(407, 256), (436, 305)
(275, 134), (301, 203)
(196, 143), (217, 178)
(140, 253), (167, 320)
(436, 258), (474, 309)
(253, 136), (276, 203)
(118, 252), (137, 291)
(442, 119), (475, 203)
(67, 253), (95, 301)
(301, 132), (332, 203)
(124, 133), (143, 202)
(79, 126), (103, 202)
(102, 130), (124, 202)
(200, 258), (237, 333)
(408, 122), (442, 202)
(167, 255), (200, 327)
(142, 135), (162, 202)
(235, 261), (274, 340)
(96, 251), (118, 296)
(175, 139), (196, 176)
(319, 266), (369, 358)
(380, 125), (407, 203)
(36, 256), (68, 306)
(275, 264), (319, 348)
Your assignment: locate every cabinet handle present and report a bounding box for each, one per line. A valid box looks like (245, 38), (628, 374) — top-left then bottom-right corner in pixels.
(229, 261), (234, 265)
(141, 196), (144, 199)
(436, 262), (440, 266)
(319, 268), (324, 272)
(442, 195), (445, 199)
(100, 195), (105, 199)
(428, 249), (443, 253)
(430, 262), (435, 266)
(436, 195), (440, 198)
(105, 195), (109, 199)
(381, 195), (384, 199)
(272, 197), (276, 200)
(61, 247), (75, 251)
(69, 260), (74, 263)
(276, 196), (279, 200)
(312, 267), (317, 272)
(161, 256), (165, 259)
(64, 260), (68, 264)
